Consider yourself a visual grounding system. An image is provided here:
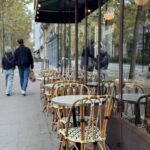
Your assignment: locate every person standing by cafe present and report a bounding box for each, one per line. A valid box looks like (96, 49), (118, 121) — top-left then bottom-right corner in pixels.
(95, 48), (110, 80)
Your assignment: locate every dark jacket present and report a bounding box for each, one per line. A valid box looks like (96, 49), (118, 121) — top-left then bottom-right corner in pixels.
(81, 47), (95, 71)
(14, 44), (34, 69)
(2, 52), (15, 70)
(95, 51), (110, 70)
(100, 51), (109, 69)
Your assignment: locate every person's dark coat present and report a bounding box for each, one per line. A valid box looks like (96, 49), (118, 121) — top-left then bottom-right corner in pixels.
(81, 46), (95, 71)
(95, 50), (110, 70)
(2, 52), (15, 70)
(100, 51), (109, 69)
(14, 44), (34, 69)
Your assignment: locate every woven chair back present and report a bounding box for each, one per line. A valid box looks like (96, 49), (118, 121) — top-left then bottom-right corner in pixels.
(125, 84), (144, 94)
(65, 95), (114, 141)
(53, 83), (91, 97)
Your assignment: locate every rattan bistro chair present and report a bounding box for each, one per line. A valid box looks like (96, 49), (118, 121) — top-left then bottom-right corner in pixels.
(59, 95), (114, 150)
(42, 76), (61, 115)
(101, 80), (116, 96)
(51, 82), (91, 132)
(136, 94), (150, 126)
(123, 84), (145, 122)
(125, 84), (144, 94)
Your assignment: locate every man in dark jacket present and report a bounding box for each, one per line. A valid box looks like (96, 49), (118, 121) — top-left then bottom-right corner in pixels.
(14, 38), (34, 96)
(81, 42), (95, 72)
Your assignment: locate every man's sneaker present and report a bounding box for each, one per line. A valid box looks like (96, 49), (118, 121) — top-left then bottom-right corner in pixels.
(22, 90), (26, 96)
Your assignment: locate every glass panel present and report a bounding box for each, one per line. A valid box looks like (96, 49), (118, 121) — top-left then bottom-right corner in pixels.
(109, 0), (150, 136)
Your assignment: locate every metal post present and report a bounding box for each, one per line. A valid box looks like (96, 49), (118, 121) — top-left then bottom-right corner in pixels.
(142, 26), (145, 72)
(97, 0), (102, 94)
(64, 24), (66, 74)
(60, 24), (63, 74)
(44, 30), (47, 69)
(119, 0), (124, 149)
(75, 0), (78, 80)
(84, 0), (87, 83)
(119, 0), (124, 117)
(57, 24), (60, 71)
(68, 23), (71, 73)
(68, 0), (71, 73)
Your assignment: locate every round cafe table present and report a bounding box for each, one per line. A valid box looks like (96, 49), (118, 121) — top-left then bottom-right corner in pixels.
(51, 94), (93, 149)
(116, 93), (145, 104)
(51, 95), (92, 127)
(51, 95), (89, 107)
(116, 93), (145, 125)
(36, 77), (44, 81)
(43, 83), (54, 89)
(86, 81), (114, 95)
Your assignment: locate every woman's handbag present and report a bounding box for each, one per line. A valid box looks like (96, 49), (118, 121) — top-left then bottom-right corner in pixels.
(29, 70), (36, 82)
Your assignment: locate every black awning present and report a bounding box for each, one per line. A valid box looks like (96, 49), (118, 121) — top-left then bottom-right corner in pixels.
(35, 0), (108, 23)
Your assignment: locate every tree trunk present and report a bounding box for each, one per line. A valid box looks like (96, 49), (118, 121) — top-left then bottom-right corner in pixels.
(129, 6), (142, 79)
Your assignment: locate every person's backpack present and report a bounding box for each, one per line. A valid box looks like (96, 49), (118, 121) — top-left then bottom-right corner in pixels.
(100, 52), (109, 69)
(4, 53), (15, 69)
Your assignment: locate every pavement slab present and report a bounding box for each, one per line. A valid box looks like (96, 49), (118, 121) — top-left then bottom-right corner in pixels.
(0, 69), (58, 150)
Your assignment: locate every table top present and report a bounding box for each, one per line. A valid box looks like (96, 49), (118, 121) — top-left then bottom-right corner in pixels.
(43, 83), (54, 89)
(44, 82), (67, 89)
(36, 77), (44, 81)
(86, 82), (98, 87)
(116, 93), (145, 103)
(86, 81), (114, 87)
(51, 95), (89, 106)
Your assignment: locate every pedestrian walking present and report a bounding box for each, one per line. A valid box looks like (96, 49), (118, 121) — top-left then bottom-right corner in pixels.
(95, 48), (110, 80)
(1, 47), (15, 96)
(14, 38), (34, 96)
(80, 41), (95, 72)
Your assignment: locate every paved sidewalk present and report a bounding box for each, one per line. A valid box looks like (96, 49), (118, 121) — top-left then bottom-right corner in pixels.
(0, 69), (58, 150)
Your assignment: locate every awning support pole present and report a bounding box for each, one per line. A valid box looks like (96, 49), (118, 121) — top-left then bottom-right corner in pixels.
(75, 0), (78, 80)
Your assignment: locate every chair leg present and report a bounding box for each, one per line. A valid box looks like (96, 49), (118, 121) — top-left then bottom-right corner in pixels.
(65, 140), (69, 150)
(93, 142), (97, 150)
(46, 98), (50, 116)
(59, 136), (63, 150)
(51, 109), (55, 130)
(102, 141), (106, 150)
(81, 143), (84, 150)
(43, 96), (48, 114)
(59, 136), (67, 150)
(57, 108), (62, 134)
(46, 104), (49, 116)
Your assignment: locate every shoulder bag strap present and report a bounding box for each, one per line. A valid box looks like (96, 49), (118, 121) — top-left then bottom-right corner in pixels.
(5, 54), (11, 63)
